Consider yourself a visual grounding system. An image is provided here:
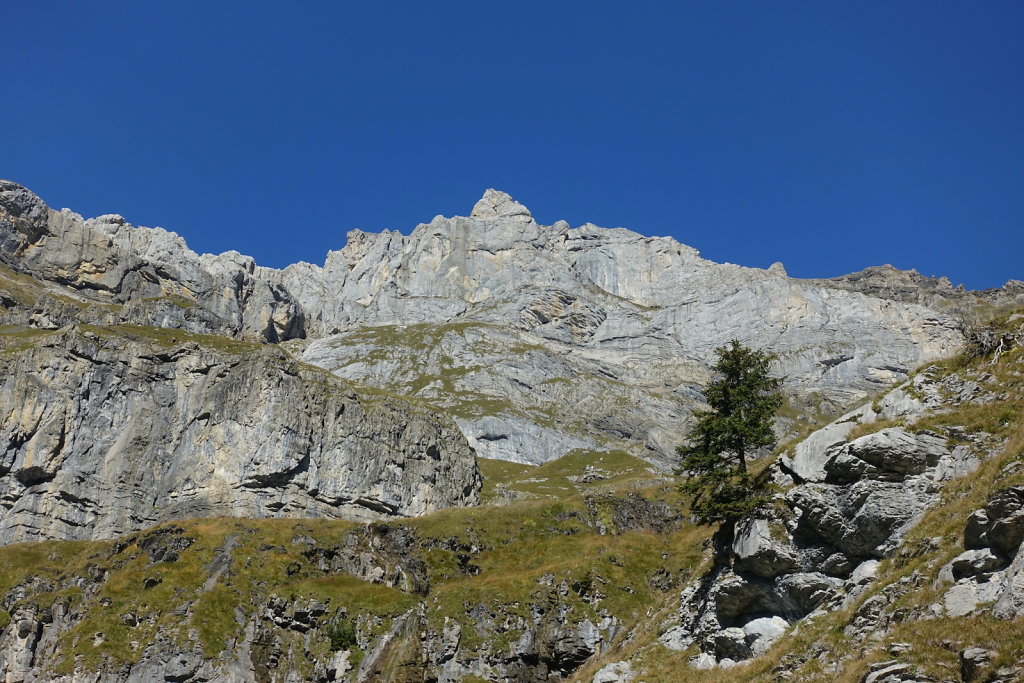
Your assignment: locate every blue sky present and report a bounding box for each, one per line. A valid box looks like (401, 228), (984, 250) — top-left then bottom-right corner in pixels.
(4, 2), (1022, 289)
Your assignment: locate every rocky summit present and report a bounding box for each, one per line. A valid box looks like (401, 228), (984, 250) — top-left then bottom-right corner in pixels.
(0, 180), (1022, 682)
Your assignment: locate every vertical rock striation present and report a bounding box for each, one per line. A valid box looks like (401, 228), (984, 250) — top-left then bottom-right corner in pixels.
(0, 327), (479, 543)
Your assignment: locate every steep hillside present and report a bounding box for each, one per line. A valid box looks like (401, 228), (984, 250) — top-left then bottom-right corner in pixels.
(2, 180), (1023, 681)
(617, 311), (1024, 682)
(0, 313), (1020, 682)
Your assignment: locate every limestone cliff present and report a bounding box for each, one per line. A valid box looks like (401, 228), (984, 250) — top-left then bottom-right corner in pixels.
(0, 181), (971, 466)
(0, 180), (304, 341)
(0, 325), (479, 543)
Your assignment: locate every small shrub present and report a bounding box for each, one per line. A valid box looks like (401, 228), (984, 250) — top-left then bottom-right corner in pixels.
(326, 618), (358, 651)
(954, 309), (1024, 363)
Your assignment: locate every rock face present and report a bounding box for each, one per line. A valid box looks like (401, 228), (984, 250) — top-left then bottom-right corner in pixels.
(2, 181), (966, 467)
(939, 485), (1024, 620)
(0, 180), (305, 342)
(809, 263), (1024, 311)
(287, 196), (962, 464)
(0, 327), (479, 543)
(661, 362), (1003, 669)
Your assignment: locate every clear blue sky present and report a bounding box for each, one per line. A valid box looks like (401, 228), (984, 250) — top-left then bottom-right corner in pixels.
(4, 2), (1022, 289)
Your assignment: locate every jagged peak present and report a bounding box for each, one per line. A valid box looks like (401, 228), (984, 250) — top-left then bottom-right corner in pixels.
(470, 189), (533, 222)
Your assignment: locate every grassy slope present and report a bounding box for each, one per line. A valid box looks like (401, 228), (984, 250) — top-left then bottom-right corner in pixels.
(3, 297), (1022, 679)
(0, 486), (709, 676)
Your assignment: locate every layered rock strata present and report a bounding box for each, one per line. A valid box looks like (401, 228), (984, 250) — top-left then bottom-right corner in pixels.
(1, 181), (967, 465)
(0, 326), (480, 543)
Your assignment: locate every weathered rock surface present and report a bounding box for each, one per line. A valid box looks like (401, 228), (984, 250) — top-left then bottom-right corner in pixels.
(941, 485), (1024, 621)
(808, 263), (1024, 311)
(662, 364), (1006, 670)
(290, 192), (963, 464)
(2, 181), (968, 466)
(0, 180), (305, 342)
(0, 327), (479, 543)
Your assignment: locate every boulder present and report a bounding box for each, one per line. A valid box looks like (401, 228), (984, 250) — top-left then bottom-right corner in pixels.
(964, 509), (991, 549)
(742, 616), (789, 656)
(592, 661), (635, 682)
(946, 549), (1006, 581)
(960, 647), (993, 682)
(712, 627), (751, 661)
(732, 518), (800, 578)
(824, 428), (948, 482)
(789, 480), (928, 559)
(992, 543), (1024, 620)
(986, 487), (1024, 556)
(784, 416), (860, 483)
(688, 652), (717, 670)
(773, 573), (840, 615)
(943, 578), (1001, 617)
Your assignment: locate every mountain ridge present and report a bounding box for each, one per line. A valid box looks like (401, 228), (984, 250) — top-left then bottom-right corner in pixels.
(0, 180), (968, 468)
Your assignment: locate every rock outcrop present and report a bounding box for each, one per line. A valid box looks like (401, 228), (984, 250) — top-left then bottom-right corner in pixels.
(939, 485), (1024, 620)
(0, 180), (305, 342)
(0, 326), (479, 543)
(809, 263), (1024, 311)
(661, 361), (1008, 669)
(287, 191), (968, 465)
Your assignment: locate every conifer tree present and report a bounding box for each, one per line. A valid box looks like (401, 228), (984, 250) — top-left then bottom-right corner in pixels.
(677, 340), (782, 525)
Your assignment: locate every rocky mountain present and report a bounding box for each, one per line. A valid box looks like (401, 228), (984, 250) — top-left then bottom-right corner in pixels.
(0, 313), (1021, 682)
(1, 181), (970, 470)
(1, 179), (1022, 682)
(808, 264), (1024, 312)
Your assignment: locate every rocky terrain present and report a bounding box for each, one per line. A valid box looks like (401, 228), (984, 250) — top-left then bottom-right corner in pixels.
(1, 181), (972, 467)
(1, 179), (1022, 681)
(807, 265), (1024, 312)
(0, 324), (479, 544)
(0, 313), (1021, 682)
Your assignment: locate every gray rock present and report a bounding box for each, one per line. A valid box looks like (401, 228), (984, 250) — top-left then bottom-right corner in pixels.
(784, 411), (863, 482)
(773, 573), (840, 615)
(965, 509), (991, 549)
(742, 616), (789, 656)
(992, 541), (1024, 620)
(960, 647), (992, 682)
(658, 625), (693, 652)
(788, 479), (930, 558)
(0, 181), (304, 342)
(689, 652), (718, 670)
(986, 487), (1024, 556)
(824, 428), (948, 482)
(943, 578), (1001, 617)
(810, 263), (1024, 311)
(863, 661), (913, 683)
(0, 328), (480, 543)
(849, 560), (881, 585)
(2, 181), (965, 468)
(946, 549), (1006, 581)
(592, 661), (635, 683)
(732, 517), (800, 578)
(471, 188), (535, 222)
(932, 444), (981, 482)
(712, 627), (751, 660)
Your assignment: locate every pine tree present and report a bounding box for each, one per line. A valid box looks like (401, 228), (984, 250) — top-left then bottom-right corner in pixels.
(677, 340), (783, 525)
